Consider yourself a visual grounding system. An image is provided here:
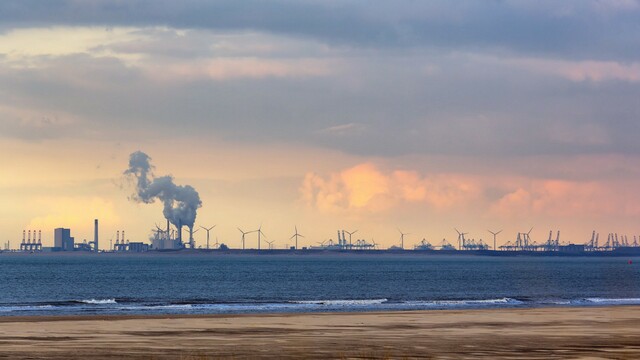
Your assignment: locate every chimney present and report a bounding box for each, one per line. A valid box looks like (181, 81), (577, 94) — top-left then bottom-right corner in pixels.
(94, 219), (99, 252)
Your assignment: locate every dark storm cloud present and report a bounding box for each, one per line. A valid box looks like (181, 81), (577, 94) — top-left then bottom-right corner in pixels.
(1, 0), (640, 60)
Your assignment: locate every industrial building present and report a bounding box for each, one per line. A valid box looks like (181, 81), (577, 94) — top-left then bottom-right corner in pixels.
(54, 228), (75, 251)
(150, 220), (183, 250)
(19, 230), (42, 252)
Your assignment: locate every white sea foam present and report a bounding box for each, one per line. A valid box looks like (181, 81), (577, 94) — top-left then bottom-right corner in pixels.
(402, 297), (523, 307)
(543, 300), (572, 305)
(293, 299), (388, 306)
(79, 299), (117, 305)
(0, 305), (54, 312)
(583, 298), (640, 305)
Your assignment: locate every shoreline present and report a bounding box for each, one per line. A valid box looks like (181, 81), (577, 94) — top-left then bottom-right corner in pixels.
(1, 306), (640, 358)
(3, 249), (640, 257)
(0, 303), (637, 322)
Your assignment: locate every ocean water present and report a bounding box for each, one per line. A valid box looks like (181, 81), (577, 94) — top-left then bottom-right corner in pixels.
(0, 254), (639, 316)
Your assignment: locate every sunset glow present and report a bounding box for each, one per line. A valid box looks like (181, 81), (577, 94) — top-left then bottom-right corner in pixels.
(2, 1), (640, 249)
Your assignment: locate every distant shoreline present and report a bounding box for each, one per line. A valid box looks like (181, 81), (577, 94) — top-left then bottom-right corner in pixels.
(2, 248), (640, 257)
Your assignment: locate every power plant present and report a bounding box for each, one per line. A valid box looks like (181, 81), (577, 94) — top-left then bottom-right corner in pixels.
(6, 222), (640, 256)
(5, 152), (640, 256)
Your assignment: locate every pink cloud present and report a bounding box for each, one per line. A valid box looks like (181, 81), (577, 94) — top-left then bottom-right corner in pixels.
(302, 163), (640, 221)
(491, 179), (640, 218)
(146, 57), (335, 82)
(301, 163), (481, 214)
(503, 57), (640, 82)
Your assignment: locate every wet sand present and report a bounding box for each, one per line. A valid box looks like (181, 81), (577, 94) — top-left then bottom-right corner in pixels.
(0, 306), (639, 359)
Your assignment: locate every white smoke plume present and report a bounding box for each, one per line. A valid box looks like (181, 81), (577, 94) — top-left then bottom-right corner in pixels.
(124, 151), (202, 230)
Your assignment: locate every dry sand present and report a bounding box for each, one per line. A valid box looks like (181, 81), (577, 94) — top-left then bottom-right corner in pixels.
(0, 306), (639, 359)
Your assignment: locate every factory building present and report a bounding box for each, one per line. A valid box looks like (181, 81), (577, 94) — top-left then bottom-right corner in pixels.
(54, 228), (75, 251)
(150, 220), (183, 250)
(151, 236), (182, 250)
(128, 242), (150, 252)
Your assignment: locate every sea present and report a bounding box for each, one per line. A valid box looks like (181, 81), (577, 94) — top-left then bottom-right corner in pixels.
(1, 254), (639, 316)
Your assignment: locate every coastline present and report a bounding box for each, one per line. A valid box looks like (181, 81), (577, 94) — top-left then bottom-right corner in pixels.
(1, 306), (639, 359)
(3, 249), (640, 257)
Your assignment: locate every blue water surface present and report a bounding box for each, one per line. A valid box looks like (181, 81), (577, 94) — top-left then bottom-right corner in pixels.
(0, 254), (639, 316)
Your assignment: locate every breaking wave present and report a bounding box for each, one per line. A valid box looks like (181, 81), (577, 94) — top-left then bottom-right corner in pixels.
(1, 297), (639, 316)
(78, 299), (117, 305)
(293, 299), (388, 306)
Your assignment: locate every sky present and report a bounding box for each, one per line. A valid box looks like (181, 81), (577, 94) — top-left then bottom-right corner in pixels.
(2, 0), (640, 250)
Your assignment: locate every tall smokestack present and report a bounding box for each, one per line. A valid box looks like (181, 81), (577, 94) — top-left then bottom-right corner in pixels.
(178, 219), (182, 246)
(166, 219), (170, 241)
(94, 219), (99, 252)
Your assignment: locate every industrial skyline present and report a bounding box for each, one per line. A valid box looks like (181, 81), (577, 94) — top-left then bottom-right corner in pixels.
(2, 1), (640, 248)
(10, 218), (640, 254)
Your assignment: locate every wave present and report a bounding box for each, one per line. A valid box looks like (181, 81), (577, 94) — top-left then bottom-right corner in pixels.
(0, 305), (54, 313)
(583, 298), (640, 305)
(77, 299), (117, 305)
(402, 297), (524, 307)
(293, 299), (388, 306)
(1, 296), (639, 316)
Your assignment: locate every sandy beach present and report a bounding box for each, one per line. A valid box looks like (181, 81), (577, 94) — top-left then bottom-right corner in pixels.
(0, 306), (639, 359)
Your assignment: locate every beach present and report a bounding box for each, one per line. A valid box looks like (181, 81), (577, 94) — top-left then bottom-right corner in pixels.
(0, 306), (639, 359)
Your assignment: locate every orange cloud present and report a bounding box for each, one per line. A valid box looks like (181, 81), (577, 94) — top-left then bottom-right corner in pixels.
(301, 163), (481, 213)
(491, 179), (640, 218)
(341, 163), (389, 209)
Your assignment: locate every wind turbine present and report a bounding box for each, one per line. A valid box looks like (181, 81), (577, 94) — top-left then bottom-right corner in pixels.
(290, 226), (304, 250)
(266, 239), (275, 250)
(213, 237), (220, 249)
(200, 225), (216, 249)
(345, 230), (358, 248)
(238, 228), (254, 250)
(254, 224), (266, 250)
(397, 228), (409, 249)
(488, 229), (502, 251)
(455, 228), (468, 250)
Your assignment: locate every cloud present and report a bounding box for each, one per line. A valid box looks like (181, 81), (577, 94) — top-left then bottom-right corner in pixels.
(2, 21), (640, 159)
(145, 57), (335, 82)
(1, 1), (640, 60)
(301, 163), (480, 214)
(497, 57), (640, 83)
(0, 104), (81, 140)
(303, 163), (640, 221)
(492, 179), (640, 218)
(318, 122), (366, 136)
